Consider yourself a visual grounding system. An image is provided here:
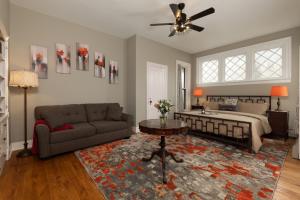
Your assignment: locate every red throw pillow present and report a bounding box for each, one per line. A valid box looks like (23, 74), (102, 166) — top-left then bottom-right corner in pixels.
(52, 124), (74, 132)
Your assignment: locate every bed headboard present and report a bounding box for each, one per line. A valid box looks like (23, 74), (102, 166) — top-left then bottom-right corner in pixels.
(206, 95), (272, 110)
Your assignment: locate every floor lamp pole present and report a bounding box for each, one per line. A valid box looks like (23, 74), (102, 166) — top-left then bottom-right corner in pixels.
(17, 87), (32, 157)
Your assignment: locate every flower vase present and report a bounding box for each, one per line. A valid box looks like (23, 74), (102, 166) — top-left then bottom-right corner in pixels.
(160, 114), (167, 126)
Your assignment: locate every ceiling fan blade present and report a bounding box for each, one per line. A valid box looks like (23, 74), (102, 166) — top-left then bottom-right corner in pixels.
(150, 23), (174, 26)
(188, 24), (204, 32)
(189, 7), (215, 21)
(169, 4), (178, 17)
(168, 30), (176, 37)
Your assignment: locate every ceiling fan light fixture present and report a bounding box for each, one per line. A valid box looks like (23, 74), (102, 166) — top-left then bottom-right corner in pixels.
(150, 3), (215, 37)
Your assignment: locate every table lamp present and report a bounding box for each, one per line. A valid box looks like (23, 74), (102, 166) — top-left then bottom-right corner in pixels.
(193, 87), (203, 105)
(270, 86), (288, 111)
(9, 70), (38, 157)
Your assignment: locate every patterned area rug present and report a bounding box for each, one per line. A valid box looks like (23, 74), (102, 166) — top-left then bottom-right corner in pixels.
(75, 133), (288, 200)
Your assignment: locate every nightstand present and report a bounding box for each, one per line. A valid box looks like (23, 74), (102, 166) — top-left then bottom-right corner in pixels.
(191, 105), (204, 110)
(265, 110), (289, 140)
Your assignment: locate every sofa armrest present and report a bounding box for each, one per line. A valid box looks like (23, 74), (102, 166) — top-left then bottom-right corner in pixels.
(121, 113), (134, 127)
(36, 124), (51, 158)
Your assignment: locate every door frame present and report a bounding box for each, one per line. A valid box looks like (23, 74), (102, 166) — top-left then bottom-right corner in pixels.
(175, 60), (191, 112)
(146, 61), (168, 119)
(294, 45), (300, 159)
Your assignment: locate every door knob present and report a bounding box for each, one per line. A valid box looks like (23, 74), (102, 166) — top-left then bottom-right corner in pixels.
(149, 99), (152, 105)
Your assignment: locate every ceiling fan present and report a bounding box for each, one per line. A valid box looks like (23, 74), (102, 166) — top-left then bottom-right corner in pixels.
(150, 3), (215, 37)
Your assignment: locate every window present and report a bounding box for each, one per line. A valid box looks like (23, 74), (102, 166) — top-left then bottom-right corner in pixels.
(201, 60), (219, 83)
(254, 48), (283, 80)
(197, 37), (291, 86)
(225, 55), (246, 81)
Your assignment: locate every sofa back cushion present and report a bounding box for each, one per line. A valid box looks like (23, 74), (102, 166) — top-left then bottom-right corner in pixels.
(106, 103), (123, 121)
(35, 104), (87, 127)
(85, 103), (108, 122)
(61, 104), (87, 124)
(35, 106), (66, 128)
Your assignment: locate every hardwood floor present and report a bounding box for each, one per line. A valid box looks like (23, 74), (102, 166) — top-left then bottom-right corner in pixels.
(273, 139), (300, 200)
(0, 140), (299, 200)
(0, 152), (105, 200)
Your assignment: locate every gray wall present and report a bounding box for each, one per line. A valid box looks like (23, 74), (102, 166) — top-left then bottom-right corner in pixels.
(192, 27), (300, 134)
(135, 35), (192, 124)
(9, 5), (127, 142)
(0, 0), (9, 35)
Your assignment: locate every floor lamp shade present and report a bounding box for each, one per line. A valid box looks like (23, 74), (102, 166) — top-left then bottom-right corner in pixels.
(9, 70), (38, 88)
(9, 70), (38, 157)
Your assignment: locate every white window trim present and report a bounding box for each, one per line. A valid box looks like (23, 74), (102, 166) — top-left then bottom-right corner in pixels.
(196, 37), (292, 87)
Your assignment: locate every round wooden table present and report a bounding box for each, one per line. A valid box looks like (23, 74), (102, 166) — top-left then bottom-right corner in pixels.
(139, 119), (188, 183)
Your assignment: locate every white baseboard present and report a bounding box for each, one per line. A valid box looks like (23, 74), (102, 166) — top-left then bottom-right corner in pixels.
(133, 126), (140, 133)
(11, 140), (32, 152)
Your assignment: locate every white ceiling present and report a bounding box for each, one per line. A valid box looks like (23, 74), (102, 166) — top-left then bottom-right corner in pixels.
(10, 0), (300, 54)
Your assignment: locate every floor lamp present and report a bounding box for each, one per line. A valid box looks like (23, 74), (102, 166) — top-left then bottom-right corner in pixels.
(9, 70), (38, 157)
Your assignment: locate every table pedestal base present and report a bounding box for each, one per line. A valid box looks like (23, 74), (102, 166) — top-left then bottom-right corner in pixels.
(142, 136), (183, 184)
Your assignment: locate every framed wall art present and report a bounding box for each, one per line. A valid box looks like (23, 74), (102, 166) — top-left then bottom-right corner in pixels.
(76, 43), (89, 71)
(31, 45), (48, 79)
(56, 43), (71, 74)
(94, 52), (105, 78)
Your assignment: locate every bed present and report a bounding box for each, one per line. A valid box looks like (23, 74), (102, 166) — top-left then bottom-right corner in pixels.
(174, 95), (272, 153)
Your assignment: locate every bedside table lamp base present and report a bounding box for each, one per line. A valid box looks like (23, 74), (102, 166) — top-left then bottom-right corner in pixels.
(196, 97), (200, 105)
(275, 97), (281, 111)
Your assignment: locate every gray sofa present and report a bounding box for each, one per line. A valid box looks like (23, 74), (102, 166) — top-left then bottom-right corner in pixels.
(34, 103), (133, 158)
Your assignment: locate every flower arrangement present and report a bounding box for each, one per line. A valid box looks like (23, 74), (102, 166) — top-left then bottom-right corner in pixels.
(154, 99), (174, 118)
(56, 49), (64, 64)
(77, 47), (89, 70)
(78, 47), (88, 58)
(201, 100), (209, 108)
(199, 100), (209, 113)
(36, 53), (43, 64)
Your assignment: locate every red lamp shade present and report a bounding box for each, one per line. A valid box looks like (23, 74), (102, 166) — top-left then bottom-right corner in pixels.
(270, 86), (288, 97)
(193, 87), (203, 97)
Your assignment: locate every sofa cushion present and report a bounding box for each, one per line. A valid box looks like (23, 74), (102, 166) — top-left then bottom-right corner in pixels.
(37, 106), (66, 129)
(61, 105), (87, 124)
(85, 103), (108, 122)
(90, 121), (127, 134)
(50, 123), (96, 144)
(106, 103), (123, 121)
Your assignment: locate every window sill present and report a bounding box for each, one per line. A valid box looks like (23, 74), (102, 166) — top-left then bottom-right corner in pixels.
(198, 79), (291, 87)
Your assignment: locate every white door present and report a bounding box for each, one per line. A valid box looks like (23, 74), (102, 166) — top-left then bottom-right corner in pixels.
(147, 62), (168, 119)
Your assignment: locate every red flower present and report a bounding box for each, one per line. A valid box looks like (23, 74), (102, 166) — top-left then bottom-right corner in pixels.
(36, 53), (43, 61)
(56, 49), (64, 56)
(78, 47), (88, 57)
